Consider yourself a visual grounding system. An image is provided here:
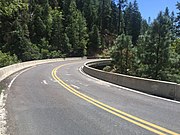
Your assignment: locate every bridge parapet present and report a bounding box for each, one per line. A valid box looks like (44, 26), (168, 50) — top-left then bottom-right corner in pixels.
(0, 58), (81, 82)
(83, 59), (180, 101)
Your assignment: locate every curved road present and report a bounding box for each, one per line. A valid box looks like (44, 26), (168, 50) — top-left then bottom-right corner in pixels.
(5, 59), (180, 135)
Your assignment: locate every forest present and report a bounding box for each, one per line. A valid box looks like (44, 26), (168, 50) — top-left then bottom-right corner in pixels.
(0, 0), (180, 83)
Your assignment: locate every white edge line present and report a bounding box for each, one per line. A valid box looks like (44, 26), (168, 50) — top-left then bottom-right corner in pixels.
(79, 66), (180, 104)
(8, 66), (35, 89)
(0, 66), (36, 135)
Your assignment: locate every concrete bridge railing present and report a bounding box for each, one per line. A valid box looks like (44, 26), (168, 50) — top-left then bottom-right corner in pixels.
(0, 58), (81, 82)
(83, 59), (180, 101)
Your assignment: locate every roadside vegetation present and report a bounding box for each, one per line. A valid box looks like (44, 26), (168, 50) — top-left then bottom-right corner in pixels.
(109, 2), (180, 83)
(0, 51), (19, 67)
(0, 0), (179, 82)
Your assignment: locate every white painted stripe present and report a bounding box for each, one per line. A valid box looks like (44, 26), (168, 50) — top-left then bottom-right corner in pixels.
(79, 66), (180, 104)
(8, 67), (35, 89)
(43, 80), (48, 85)
(71, 84), (80, 89)
(0, 66), (35, 135)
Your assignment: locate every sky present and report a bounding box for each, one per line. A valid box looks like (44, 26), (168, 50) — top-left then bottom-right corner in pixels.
(128, 0), (179, 21)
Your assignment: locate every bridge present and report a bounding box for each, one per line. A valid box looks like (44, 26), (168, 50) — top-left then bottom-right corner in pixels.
(0, 58), (180, 135)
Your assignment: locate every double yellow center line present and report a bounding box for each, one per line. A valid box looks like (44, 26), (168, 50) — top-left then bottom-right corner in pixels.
(52, 63), (179, 135)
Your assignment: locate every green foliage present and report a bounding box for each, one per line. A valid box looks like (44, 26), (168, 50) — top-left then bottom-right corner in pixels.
(0, 0), (31, 62)
(148, 11), (172, 79)
(135, 33), (151, 77)
(117, 0), (127, 34)
(176, 2), (180, 36)
(135, 9), (178, 82)
(66, 1), (88, 56)
(124, 1), (142, 45)
(167, 38), (180, 83)
(110, 7), (179, 83)
(111, 34), (136, 74)
(0, 0), (179, 84)
(87, 25), (101, 56)
(124, 2), (133, 35)
(103, 66), (112, 72)
(110, 1), (118, 33)
(2, 18), (33, 61)
(0, 51), (19, 68)
(49, 50), (64, 58)
(99, 0), (112, 32)
(80, 0), (99, 31)
(22, 43), (41, 61)
(140, 19), (149, 35)
(29, 4), (52, 45)
(41, 49), (50, 59)
(0, 0), (28, 17)
(41, 49), (63, 59)
(50, 8), (63, 50)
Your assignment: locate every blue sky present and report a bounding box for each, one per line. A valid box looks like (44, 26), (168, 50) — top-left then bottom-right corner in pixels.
(128, 0), (179, 21)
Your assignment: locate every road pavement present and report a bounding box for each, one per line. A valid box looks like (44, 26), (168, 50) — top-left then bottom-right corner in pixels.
(4, 59), (180, 135)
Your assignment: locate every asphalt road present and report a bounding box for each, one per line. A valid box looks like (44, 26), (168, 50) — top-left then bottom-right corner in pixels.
(5, 59), (180, 135)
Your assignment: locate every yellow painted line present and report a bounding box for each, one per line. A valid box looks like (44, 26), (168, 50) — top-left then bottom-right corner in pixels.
(52, 63), (180, 135)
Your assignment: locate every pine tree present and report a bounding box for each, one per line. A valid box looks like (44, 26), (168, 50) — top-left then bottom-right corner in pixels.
(111, 34), (135, 74)
(140, 19), (149, 35)
(124, 1), (142, 45)
(29, 5), (45, 44)
(117, 0), (127, 34)
(131, 0), (142, 45)
(50, 8), (71, 55)
(4, 19), (26, 59)
(81, 0), (99, 31)
(164, 7), (170, 17)
(170, 11), (176, 38)
(110, 1), (118, 34)
(168, 38), (180, 83)
(141, 11), (172, 80)
(87, 25), (101, 56)
(58, 0), (71, 22)
(50, 9), (63, 50)
(77, 10), (89, 56)
(49, 0), (58, 9)
(136, 32), (151, 77)
(66, 1), (88, 56)
(124, 2), (133, 35)
(176, 2), (180, 36)
(0, 0), (28, 50)
(99, 0), (111, 32)
(0, 0), (41, 61)
(29, 1), (52, 46)
(41, 2), (52, 40)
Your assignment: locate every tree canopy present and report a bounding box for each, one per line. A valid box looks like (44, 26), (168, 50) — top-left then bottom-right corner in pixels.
(0, 0), (179, 82)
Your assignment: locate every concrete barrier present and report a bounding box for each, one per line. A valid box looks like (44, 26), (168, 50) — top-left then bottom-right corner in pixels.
(83, 59), (180, 101)
(0, 58), (81, 82)
(175, 84), (180, 101)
